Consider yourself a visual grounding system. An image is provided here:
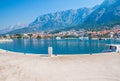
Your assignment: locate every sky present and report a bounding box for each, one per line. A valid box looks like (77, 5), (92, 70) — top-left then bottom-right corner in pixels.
(0, 0), (104, 29)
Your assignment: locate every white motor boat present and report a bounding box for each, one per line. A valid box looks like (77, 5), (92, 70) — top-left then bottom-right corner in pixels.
(105, 44), (120, 53)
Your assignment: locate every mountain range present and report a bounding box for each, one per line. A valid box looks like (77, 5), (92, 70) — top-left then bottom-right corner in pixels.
(0, 24), (28, 35)
(84, 0), (120, 27)
(1, 0), (120, 34)
(6, 7), (95, 34)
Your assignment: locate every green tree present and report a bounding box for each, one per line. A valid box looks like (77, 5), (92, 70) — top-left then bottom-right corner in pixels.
(16, 34), (22, 39)
(37, 36), (41, 39)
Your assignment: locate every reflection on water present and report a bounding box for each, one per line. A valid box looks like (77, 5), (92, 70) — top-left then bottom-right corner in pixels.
(0, 39), (120, 55)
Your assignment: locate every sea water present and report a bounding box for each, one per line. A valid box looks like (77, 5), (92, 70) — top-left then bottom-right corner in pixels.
(0, 39), (119, 55)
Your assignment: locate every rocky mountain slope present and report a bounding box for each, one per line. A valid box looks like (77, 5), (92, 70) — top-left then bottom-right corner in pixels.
(2, 0), (120, 34)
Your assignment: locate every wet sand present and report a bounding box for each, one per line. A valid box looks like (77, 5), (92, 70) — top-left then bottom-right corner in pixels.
(0, 51), (120, 81)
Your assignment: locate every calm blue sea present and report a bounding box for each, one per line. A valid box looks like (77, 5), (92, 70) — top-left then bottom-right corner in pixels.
(0, 39), (120, 55)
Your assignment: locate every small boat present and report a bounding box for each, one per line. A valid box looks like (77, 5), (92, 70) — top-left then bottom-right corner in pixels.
(105, 44), (120, 53)
(116, 38), (120, 41)
(79, 37), (89, 40)
(92, 38), (99, 40)
(56, 37), (61, 40)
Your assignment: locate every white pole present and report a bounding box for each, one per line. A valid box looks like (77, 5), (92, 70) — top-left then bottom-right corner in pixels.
(48, 47), (53, 57)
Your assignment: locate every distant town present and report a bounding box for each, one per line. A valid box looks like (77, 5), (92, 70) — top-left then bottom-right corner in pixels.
(1, 26), (120, 40)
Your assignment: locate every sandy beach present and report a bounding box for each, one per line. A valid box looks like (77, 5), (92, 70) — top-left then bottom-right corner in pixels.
(0, 51), (120, 81)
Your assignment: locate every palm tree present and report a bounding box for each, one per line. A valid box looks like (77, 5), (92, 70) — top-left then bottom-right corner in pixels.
(28, 34), (33, 38)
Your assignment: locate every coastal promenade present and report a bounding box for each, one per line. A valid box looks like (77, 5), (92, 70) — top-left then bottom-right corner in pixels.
(0, 51), (120, 81)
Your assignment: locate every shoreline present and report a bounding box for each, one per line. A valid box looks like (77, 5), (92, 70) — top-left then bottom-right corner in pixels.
(0, 50), (120, 81)
(0, 48), (116, 57)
